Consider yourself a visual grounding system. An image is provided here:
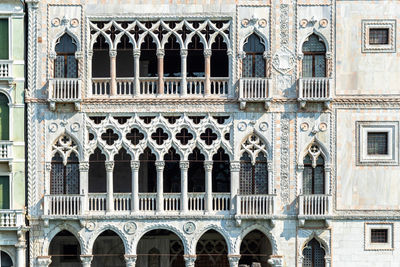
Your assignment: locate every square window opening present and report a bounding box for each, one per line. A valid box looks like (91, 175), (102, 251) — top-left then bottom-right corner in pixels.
(367, 132), (388, 155)
(371, 229), (388, 243)
(369, 28), (389, 45)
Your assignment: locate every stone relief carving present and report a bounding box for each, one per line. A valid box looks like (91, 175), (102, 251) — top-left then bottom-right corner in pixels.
(280, 114), (290, 205)
(272, 46), (295, 74)
(183, 222), (196, 234)
(124, 222), (137, 235)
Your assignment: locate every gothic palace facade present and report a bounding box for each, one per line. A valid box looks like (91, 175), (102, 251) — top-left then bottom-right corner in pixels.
(22, 0), (400, 267)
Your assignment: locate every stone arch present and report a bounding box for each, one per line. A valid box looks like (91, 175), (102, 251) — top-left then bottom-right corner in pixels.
(114, 31), (138, 50)
(51, 29), (81, 55)
(87, 225), (129, 254)
(298, 30), (329, 56)
(0, 248), (15, 266)
(298, 136), (330, 166)
(137, 30), (161, 49)
(185, 31), (208, 50)
(42, 223), (83, 255)
(239, 30), (269, 54)
(0, 88), (12, 104)
(49, 133), (81, 164)
(238, 132), (272, 162)
(193, 224), (232, 254)
(240, 224), (279, 255)
(300, 232), (330, 255)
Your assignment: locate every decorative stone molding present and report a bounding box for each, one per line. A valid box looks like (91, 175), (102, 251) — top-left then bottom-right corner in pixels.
(229, 161), (240, 172)
(124, 255), (137, 267)
(280, 114), (290, 205)
(272, 46), (295, 74)
(203, 49), (212, 57)
(80, 255), (93, 267)
(228, 254), (241, 267)
(268, 255), (284, 267)
(37, 256), (52, 267)
(204, 161), (213, 171)
(155, 161), (165, 170)
(79, 162), (89, 172)
(179, 161), (190, 170)
(183, 255), (196, 267)
(109, 49), (117, 58)
(130, 160), (140, 170)
(180, 49), (188, 57)
(156, 48), (165, 58)
(361, 19), (396, 53)
(133, 49), (141, 58)
(105, 161), (114, 171)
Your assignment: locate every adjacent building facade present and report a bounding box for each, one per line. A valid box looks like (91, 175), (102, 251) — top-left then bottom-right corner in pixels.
(25, 0), (400, 267)
(0, 1), (27, 267)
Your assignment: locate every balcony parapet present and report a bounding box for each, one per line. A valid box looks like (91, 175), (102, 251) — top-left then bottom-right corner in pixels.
(48, 78), (82, 111)
(236, 194), (276, 217)
(298, 77), (332, 108)
(298, 194), (332, 226)
(0, 141), (13, 162)
(0, 210), (25, 228)
(0, 60), (13, 82)
(238, 77), (272, 110)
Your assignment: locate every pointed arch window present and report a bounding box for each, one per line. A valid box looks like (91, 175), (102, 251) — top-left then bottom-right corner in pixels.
(302, 238), (326, 267)
(243, 34), (265, 78)
(55, 34), (78, 78)
(303, 144), (325, 195)
(51, 152), (79, 194)
(302, 34), (326, 78)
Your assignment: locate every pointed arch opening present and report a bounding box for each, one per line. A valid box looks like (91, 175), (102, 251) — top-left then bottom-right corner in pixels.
(92, 230), (125, 267)
(0, 251), (12, 267)
(140, 35), (158, 77)
(239, 230), (272, 267)
(139, 147), (157, 193)
(49, 230), (81, 267)
(50, 152), (80, 195)
(303, 151), (325, 195)
(164, 35), (181, 78)
(137, 229), (185, 267)
(164, 148), (181, 193)
(187, 34), (204, 78)
(188, 147), (205, 192)
(196, 229), (228, 267)
(54, 33), (78, 78)
(0, 93), (9, 140)
(301, 34), (326, 78)
(242, 33), (266, 78)
(116, 34), (134, 78)
(212, 148), (230, 193)
(89, 148), (106, 193)
(211, 34), (228, 78)
(113, 148), (132, 193)
(302, 238), (326, 267)
(92, 34), (110, 78)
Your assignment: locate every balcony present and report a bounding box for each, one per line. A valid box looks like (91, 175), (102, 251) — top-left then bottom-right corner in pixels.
(298, 194), (332, 226)
(238, 77), (272, 110)
(0, 141), (13, 162)
(0, 210), (24, 228)
(298, 77), (332, 108)
(0, 60), (13, 82)
(236, 194), (276, 218)
(48, 78), (82, 111)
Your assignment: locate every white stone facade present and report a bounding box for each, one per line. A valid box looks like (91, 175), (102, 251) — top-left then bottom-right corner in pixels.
(25, 0), (400, 266)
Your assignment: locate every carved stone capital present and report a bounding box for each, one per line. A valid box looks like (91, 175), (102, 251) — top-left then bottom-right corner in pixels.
(263, 51), (272, 59)
(109, 49), (117, 58)
(15, 241), (26, 249)
(45, 162), (52, 172)
(75, 52), (84, 60)
(204, 161), (213, 171)
(183, 255), (196, 267)
(156, 49), (165, 58)
(155, 161), (165, 171)
(26, 0), (39, 8)
(130, 160), (140, 170)
(228, 254), (241, 267)
(297, 164), (304, 171)
(180, 49), (188, 57)
(124, 255), (137, 267)
(230, 161), (241, 172)
(226, 49), (233, 56)
(179, 160), (190, 170)
(88, 50), (93, 59)
(80, 255), (93, 266)
(203, 49), (212, 57)
(237, 51), (246, 60)
(268, 255), (284, 267)
(133, 49), (141, 58)
(79, 162), (90, 172)
(105, 161), (114, 172)
(37, 256), (52, 267)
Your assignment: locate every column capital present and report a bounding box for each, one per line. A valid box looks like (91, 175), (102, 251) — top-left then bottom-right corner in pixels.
(155, 160), (165, 170)
(263, 51), (272, 59)
(36, 256), (52, 267)
(88, 50), (94, 58)
(180, 160), (190, 170)
(203, 49), (212, 57)
(183, 255), (196, 267)
(230, 161), (241, 172)
(45, 162), (52, 171)
(15, 241), (26, 249)
(80, 255), (93, 265)
(109, 49), (117, 58)
(133, 49), (141, 58)
(228, 254), (241, 267)
(268, 255), (284, 267)
(237, 51), (246, 59)
(156, 48), (165, 58)
(105, 161), (114, 171)
(297, 164), (304, 171)
(131, 160), (140, 170)
(26, 0), (39, 8)
(79, 162), (90, 172)
(204, 161), (213, 171)
(124, 255), (137, 267)
(180, 49), (188, 56)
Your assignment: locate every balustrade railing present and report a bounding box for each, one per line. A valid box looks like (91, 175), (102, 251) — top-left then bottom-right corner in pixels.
(49, 78), (81, 101)
(164, 193), (181, 211)
(139, 193), (157, 211)
(212, 193), (230, 211)
(186, 77), (205, 95)
(298, 77), (332, 100)
(0, 61), (12, 78)
(116, 78), (135, 95)
(188, 193), (205, 212)
(239, 78), (272, 100)
(0, 210), (24, 227)
(92, 78), (111, 96)
(139, 77), (158, 95)
(210, 78), (229, 95)
(45, 195), (83, 216)
(164, 78), (181, 95)
(299, 194), (331, 216)
(114, 193), (131, 211)
(88, 193), (107, 211)
(0, 141), (12, 160)
(237, 195), (275, 216)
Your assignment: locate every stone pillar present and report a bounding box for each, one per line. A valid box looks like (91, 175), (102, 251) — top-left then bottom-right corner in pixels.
(80, 255), (93, 267)
(125, 255), (137, 267)
(110, 49), (117, 96)
(15, 234), (26, 267)
(297, 164), (304, 195)
(230, 161), (240, 214)
(133, 49), (141, 96)
(267, 162), (273, 194)
(131, 160), (140, 213)
(263, 51), (272, 78)
(180, 49), (188, 96)
(227, 49), (233, 97)
(228, 255), (241, 267)
(183, 255), (196, 267)
(43, 163), (51, 215)
(180, 161), (189, 213)
(157, 49), (165, 95)
(325, 255), (331, 267)
(88, 50), (93, 96)
(204, 161), (213, 212)
(36, 256), (52, 267)
(79, 161), (90, 213)
(204, 49), (212, 96)
(324, 165), (331, 194)
(155, 161), (165, 212)
(105, 161), (114, 212)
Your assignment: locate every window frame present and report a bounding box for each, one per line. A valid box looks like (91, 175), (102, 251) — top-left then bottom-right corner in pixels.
(0, 16), (12, 60)
(365, 223), (393, 251)
(362, 20), (396, 53)
(356, 121), (399, 166)
(0, 175), (11, 210)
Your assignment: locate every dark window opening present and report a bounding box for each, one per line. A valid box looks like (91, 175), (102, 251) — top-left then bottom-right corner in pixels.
(164, 148), (181, 193)
(303, 155), (325, 195)
(239, 230), (272, 267)
(211, 34), (228, 77)
(369, 28), (389, 45)
(89, 148), (106, 193)
(164, 116), (180, 124)
(371, 229), (388, 243)
(92, 230), (125, 267)
(196, 230), (228, 267)
(101, 129), (119, 145)
(89, 116), (106, 124)
(126, 128), (145, 145)
(176, 128), (193, 145)
(187, 35), (204, 77)
(54, 34), (78, 78)
(116, 34), (134, 77)
(50, 152), (80, 195)
(140, 35), (157, 77)
(164, 35), (181, 77)
(302, 238), (325, 267)
(139, 148), (157, 193)
(242, 34), (265, 78)
(188, 116), (205, 124)
(0, 251), (13, 267)
(367, 132), (388, 155)
(114, 148), (132, 193)
(92, 34), (110, 78)
(188, 148), (205, 192)
(151, 128), (169, 145)
(113, 116), (130, 124)
(140, 116), (156, 124)
(212, 148), (230, 192)
(240, 152), (268, 195)
(302, 34), (326, 78)
(213, 116), (230, 124)
(200, 128), (217, 145)
(0, 93), (9, 140)
(0, 19), (9, 60)
(49, 231), (80, 266)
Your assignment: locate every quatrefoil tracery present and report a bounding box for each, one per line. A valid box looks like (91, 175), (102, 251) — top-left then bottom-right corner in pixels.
(240, 134), (269, 165)
(52, 135), (79, 165)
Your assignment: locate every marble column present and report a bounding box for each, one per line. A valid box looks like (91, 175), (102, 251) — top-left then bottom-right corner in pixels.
(180, 161), (189, 213)
(204, 161), (213, 212)
(229, 161), (240, 215)
(228, 254), (241, 267)
(109, 49), (117, 95)
(125, 255), (137, 267)
(183, 255), (196, 267)
(87, 50), (93, 96)
(180, 49), (188, 96)
(155, 161), (165, 212)
(325, 255), (331, 267)
(131, 160), (140, 212)
(157, 48), (165, 95)
(80, 255), (93, 267)
(133, 49), (141, 96)
(36, 256), (52, 267)
(79, 161), (90, 213)
(105, 161), (115, 212)
(15, 238), (26, 267)
(263, 51), (272, 78)
(204, 49), (212, 96)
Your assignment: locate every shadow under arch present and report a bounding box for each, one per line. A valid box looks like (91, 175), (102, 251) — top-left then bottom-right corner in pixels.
(195, 229), (229, 267)
(239, 229), (273, 267)
(48, 230), (81, 267)
(91, 229), (126, 267)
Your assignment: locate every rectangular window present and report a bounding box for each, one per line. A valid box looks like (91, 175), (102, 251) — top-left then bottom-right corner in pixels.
(369, 28), (389, 45)
(0, 176), (9, 209)
(371, 229), (388, 243)
(367, 132), (388, 155)
(0, 19), (9, 59)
